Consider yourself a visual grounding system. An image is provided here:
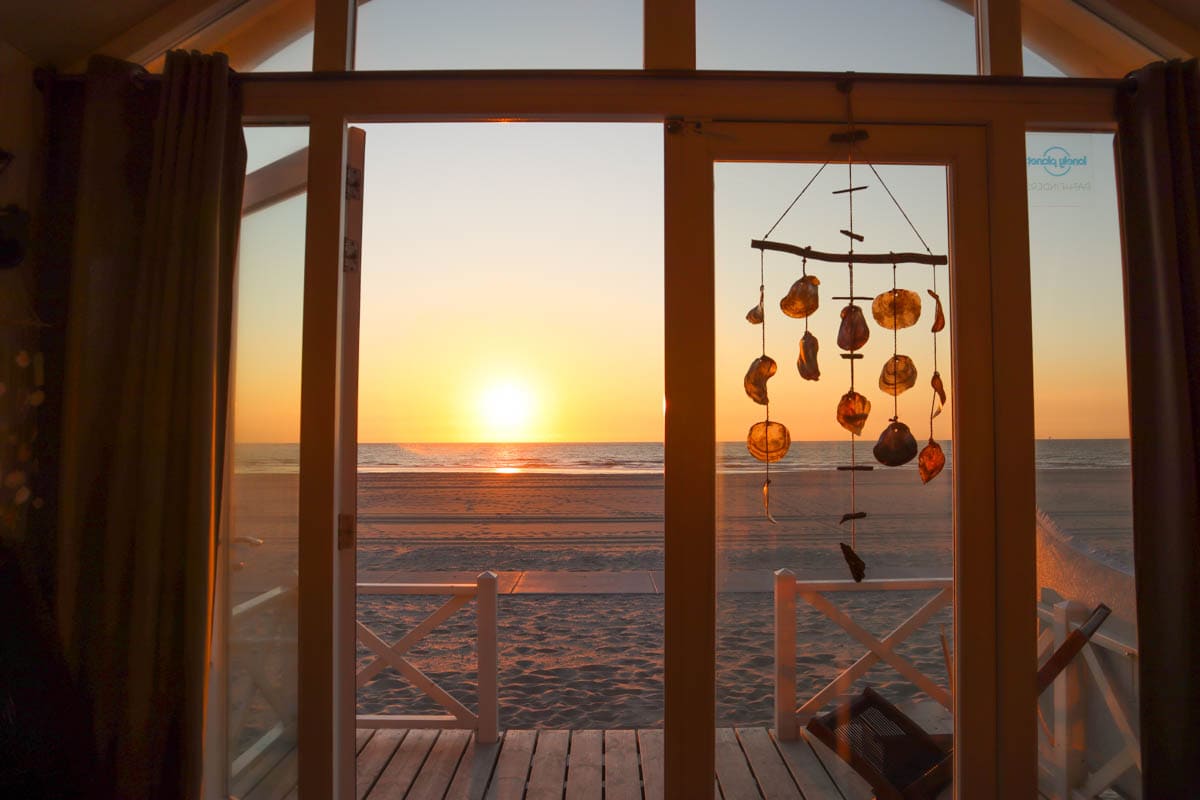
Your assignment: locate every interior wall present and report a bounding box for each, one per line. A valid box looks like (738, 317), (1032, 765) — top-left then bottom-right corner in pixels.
(0, 41), (41, 549)
(0, 41), (36, 317)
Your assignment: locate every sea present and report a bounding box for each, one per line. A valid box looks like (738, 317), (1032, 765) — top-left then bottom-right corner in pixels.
(234, 439), (1131, 474)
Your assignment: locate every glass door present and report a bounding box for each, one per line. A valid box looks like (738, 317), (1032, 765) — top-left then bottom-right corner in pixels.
(664, 121), (1026, 799)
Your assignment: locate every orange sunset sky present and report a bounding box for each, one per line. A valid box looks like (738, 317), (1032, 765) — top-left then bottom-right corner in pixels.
(231, 3), (1129, 445)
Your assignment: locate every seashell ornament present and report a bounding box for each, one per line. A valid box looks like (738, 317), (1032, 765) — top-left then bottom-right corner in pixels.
(837, 305), (870, 351)
(871, 289), (922, 330)
(744, 355), (777, 405)
(780, 275), (820, 318)
(930, 371), (946, 419)
(747, 420), (791, 462)
(797, 331), (820, 381)
(928, 289), (945, 333)
(746, 300), (764, 325)
(919, 439), (946, 483)
(879, 355), (917, 396)
(873, 419), (918, 467)
(836, 391), (871, 435)
(840, 542), (866, 582)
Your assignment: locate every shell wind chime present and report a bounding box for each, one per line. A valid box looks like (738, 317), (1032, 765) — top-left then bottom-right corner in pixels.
(741, 85), (949, 581)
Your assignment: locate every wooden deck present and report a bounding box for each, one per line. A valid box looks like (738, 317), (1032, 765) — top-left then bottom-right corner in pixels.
(235, 725), (917, 800)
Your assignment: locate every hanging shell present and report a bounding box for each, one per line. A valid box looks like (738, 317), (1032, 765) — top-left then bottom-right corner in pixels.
(931, 371), (946, 419)
(837, 305), (870, 351)
(836, 391), (871, 435)
(747, 420), (791, 462)
(780, 275), (820, 319)
(746, 300), (764, 325)
(871, 289), (922, 330)
(840, 542), (866, 583)
(879, 355), (917, 396)
(744, 355), (777, 405)
(797, 331), (820, 381)
(762, 479), (778, 523)
(928, 289), (945, 333)
(919, 439), (946, 483)
(873, 419), (918, 467)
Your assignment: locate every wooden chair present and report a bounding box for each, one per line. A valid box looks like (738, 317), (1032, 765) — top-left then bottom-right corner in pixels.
(805, 603), (1111, 800)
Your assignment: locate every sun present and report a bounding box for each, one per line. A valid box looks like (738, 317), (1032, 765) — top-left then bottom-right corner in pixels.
(478, 381), (535, 441)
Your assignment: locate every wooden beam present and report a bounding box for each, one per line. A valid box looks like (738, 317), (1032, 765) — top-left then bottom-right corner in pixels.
(644, 0), (695, 70)
(1023, 0), (1159, 78)
(1074, 0), (1200, 59)
(987, 113), (1038, 800)
(313, 0), (355, 70)
(242, 147), (308, 214)
(86, 0), (256, 69)
(296, 110), (346, 800)
(163, 0), (314, 72)
(977, 0), (1024, 76)
(239, 71), (1122, 129)
(663, 120), (715, 800)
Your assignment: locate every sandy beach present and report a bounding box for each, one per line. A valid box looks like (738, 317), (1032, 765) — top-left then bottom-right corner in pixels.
(229, 466), (1132, 731)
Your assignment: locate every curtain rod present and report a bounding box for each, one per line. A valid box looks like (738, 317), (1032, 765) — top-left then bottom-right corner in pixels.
(34, 67), (1135, 93)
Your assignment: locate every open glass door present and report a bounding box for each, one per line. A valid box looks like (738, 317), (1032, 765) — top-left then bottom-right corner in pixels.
(664, 121), (1027, 799)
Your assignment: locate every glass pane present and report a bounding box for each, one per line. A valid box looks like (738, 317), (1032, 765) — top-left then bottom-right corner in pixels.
(698, 0), (976, 73)
(353, 124), (663, 789)
(355, 1), (642, 69)
(227, 127), (307, 795)
(715, 160), (955, 792)
(1028, 132), (1139, 798)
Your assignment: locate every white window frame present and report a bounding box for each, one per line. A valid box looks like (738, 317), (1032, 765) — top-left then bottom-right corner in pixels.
(221, 1), (1124, 797)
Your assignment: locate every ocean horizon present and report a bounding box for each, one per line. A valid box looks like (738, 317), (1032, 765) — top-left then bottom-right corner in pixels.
(233, 438), (1131, 475)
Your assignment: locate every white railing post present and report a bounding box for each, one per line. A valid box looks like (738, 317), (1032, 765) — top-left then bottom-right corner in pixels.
(476, 571), (499, 744)
(774, 568), (798, 740)
(1052, 600), (1088, 800)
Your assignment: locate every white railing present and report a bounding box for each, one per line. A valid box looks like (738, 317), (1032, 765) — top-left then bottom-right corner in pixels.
(1036, 601), (1140, 800)
(773, 569), (953, 740)
(355, 571), (499, 743)
(229, 584), (299, 782)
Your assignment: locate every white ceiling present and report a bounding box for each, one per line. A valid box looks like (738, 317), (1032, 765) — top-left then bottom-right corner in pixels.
(0, 0), (177, 67)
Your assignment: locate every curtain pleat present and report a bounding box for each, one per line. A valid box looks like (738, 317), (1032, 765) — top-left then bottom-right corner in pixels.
(54, 51), (244, 799)
(1116, 58), (1200, 799)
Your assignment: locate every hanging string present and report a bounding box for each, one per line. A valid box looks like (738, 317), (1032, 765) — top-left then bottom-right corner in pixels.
(846, 121), (858, 551)
(892, 260), (900, 420)
(763, 161), (831, 240)
(760, 248), (774, 520)
(802, 257), (810, 333)
(855, 146), (935, 257)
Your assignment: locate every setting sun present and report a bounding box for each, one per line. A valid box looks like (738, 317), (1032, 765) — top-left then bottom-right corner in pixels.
(478, 381), (536, 441)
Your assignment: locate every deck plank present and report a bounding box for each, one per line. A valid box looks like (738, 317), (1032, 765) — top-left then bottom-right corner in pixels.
(243, 748), (297, 800)
(526, 730), (571, 800)
(800, 729), (873, 800)
(356, 729), (406, 800)
(770, 731), (843, 800)
(445, 733), (504, 800)
(604, 730), (642, 800)
(565, 730), (603, 800)
(485, 729), (537, 800)
(736, 728), (802, 800)
(371, 728), (439, 796)
(637, 729), (665, 800)
(407, 729), (472, 799)
(715, 728), (763, 799)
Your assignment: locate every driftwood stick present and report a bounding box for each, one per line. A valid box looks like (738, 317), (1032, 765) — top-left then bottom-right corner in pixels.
(752, 239), (948, 265)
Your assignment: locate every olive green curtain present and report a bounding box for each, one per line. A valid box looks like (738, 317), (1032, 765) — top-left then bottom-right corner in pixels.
(1116, 58), (1200, 799)
(53, 51), (244, 799)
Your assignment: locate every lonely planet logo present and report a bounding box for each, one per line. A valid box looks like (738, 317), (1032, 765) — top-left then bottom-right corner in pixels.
(1027, 145), (1088, 177)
